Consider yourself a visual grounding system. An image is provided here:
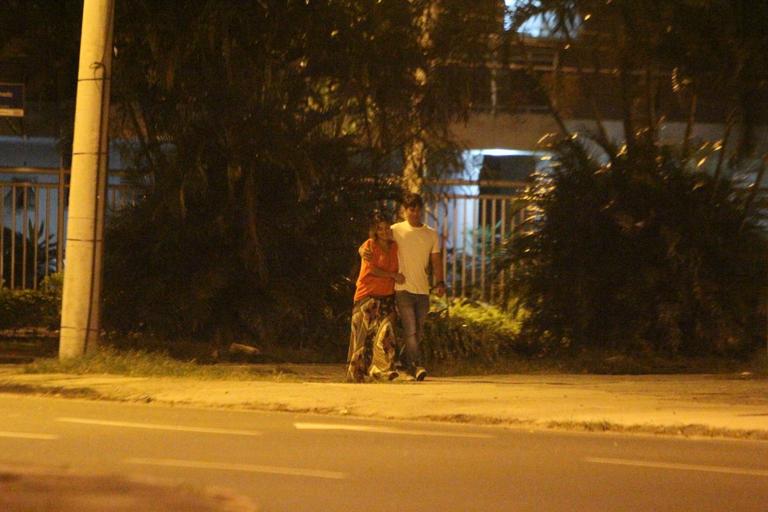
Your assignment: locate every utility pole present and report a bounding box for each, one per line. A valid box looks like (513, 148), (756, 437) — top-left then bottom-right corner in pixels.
(59, 0), (115, 359)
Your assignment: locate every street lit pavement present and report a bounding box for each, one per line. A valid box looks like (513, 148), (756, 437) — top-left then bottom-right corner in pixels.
(1, 393), (768, 511)
(0, 366), (767, 510)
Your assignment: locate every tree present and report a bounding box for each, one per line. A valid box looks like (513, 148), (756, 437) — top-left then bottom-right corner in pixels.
(496, 1), (768, 355)
(505, 0), (768, 165)
(103, 1), (508, 351)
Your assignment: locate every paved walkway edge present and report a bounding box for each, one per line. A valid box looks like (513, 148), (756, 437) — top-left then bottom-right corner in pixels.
(1, 371), (767, 441)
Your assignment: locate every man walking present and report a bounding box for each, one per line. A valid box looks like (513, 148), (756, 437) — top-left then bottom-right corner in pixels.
(364, 193), (445, 380)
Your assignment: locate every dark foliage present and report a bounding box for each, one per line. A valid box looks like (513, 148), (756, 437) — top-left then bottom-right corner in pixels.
(500, 139), (767, 356)
(101, 1), (501, 351)
(0, 273), (62, 330)
(103, 171), (400, 354)
(421, 297), (525, 365)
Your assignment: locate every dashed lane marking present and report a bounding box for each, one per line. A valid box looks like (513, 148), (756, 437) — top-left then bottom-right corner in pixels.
(0, 431), (58, 440)
(56, 417), (262, 436)
(294, 422), (494, 439)
(585, 457), (768, 478)
(125, 457), (347, 480)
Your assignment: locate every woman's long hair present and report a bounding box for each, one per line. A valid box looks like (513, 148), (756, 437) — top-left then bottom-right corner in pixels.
(368, 210), (393, 241)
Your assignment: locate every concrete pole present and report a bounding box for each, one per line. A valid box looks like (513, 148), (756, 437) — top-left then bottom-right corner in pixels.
(59, 0), (115, 359)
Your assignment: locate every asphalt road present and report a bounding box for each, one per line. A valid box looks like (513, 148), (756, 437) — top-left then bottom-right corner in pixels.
(1, 394), (767, 511)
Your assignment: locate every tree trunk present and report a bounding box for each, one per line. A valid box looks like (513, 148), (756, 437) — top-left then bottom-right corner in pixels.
(403, 139), (425, 193)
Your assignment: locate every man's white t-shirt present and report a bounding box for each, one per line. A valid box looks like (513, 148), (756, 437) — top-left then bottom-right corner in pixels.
(391, 220), (440, 295)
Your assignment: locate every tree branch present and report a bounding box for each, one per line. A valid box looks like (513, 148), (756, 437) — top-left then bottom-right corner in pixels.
(741, 153), (767, 230)
(514, 35), (570, 139)
(681, 82), (698, 162)
(713, 107), (737, 184)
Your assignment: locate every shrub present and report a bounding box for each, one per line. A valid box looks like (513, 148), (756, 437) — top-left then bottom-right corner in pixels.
(0, 273), (63, 330)
(421, 298), (524, 364)
(499, 139), (767, 356)
(102, 173), (401, 354)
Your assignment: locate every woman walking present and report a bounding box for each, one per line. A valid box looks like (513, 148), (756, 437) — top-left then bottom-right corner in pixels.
(346, 212), (404, 382)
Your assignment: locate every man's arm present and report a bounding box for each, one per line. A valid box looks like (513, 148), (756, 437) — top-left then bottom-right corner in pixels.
(359, 241), (404, 283)
(358, 241), (372, 261)
(430, 251), (445, 297)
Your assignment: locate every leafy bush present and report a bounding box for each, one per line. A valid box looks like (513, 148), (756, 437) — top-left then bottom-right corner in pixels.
(499, 139), (767, 356)
(23, 345), (261, 378)
(102, 173), (400, 354)
(98, 1), (497, 352)
(0, 273), (63, 330)
(421, 298), (524, 364)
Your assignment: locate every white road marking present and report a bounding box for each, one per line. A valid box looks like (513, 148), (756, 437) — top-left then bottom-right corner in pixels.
(125, 457), (347, 480)
(56, 417), (262, 436)
(294, 422), (493, 439)
(0, 431), (58, 440)
(585, 457), (768, 478)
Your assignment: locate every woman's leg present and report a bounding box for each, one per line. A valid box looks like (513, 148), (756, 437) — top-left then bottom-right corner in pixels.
(346, 298), (376, 382)
(368, 296), (397, 378)
(370, 313), (397, 376)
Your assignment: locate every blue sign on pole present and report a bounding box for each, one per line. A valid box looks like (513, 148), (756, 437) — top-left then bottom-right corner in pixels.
(0, 83), (24, 117)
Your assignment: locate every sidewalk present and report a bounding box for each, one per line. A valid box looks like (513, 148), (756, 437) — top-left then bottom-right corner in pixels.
(1, 365), (767, 439)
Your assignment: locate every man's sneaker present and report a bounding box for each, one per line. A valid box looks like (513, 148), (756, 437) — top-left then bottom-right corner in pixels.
(395, 370), (415, 381)
(396, 366), (426, 381)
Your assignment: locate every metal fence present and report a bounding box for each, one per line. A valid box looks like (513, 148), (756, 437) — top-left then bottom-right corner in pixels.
(5, 167), (763, 309)
(422, 180), (530, 304)
(0, 168), (529, 302)
(0, 168), (138, 290)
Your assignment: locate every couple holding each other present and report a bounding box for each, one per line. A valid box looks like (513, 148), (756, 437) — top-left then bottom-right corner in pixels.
(346, 193), (446, 383)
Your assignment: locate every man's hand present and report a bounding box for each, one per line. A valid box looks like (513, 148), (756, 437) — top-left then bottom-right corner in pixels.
(430, 252), (445, 297)
(359, 243), (372, 261)
(393, 272), (405, 285)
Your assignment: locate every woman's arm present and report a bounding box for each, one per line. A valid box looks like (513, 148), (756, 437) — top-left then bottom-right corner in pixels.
(368, 264), (402, 281)
(370, 265), (405, 284)
(369, 266), (397, 279)
(371, 254), (405, 283)
(361, 240), (404, 283)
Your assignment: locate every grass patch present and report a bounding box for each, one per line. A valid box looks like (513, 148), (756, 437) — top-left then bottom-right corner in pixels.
(0, 382), (103, 399)
(430, 349), (768, 377)
(22, 346), (305, 380)
(13, 333), (768, 380)
(421, 297), (768, 377)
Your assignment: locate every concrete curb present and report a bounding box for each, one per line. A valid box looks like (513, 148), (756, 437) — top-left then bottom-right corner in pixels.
(1, 370), (767, 441)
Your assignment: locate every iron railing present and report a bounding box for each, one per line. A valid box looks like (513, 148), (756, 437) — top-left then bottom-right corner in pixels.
(422, 180), (531, 304)
(0, 169), (530, 301)
(0, 169), (138, 289)
(3, 168), (762, 308)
